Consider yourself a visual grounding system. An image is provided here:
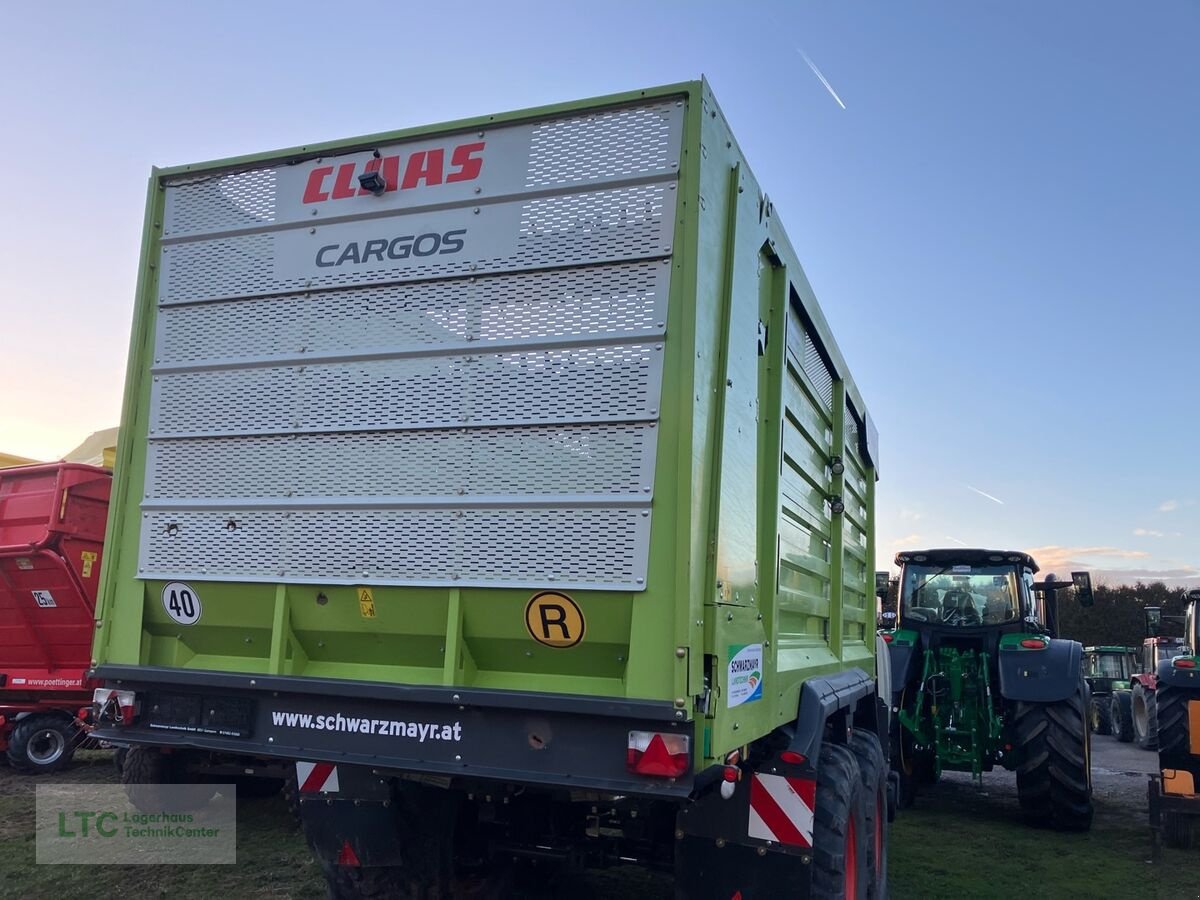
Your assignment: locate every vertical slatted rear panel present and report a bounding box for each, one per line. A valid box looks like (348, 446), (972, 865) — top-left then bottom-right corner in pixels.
(841, 406), (870, 646)
(778, 301), (836, 649)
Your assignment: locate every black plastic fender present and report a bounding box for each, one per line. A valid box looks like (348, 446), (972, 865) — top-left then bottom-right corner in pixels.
(997, 638), (1083, 703)
(1157, 658), (1200, 690)
(887, 641), (921, 701)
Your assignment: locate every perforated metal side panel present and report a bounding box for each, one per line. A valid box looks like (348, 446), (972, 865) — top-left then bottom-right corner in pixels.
(141, 98), (682, 590)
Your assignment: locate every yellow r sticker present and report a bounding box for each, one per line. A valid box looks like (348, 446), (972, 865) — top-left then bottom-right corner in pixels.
(358, 587), (376, 619)
(80, 551), (98, 578)
(525, 591), (586, 648)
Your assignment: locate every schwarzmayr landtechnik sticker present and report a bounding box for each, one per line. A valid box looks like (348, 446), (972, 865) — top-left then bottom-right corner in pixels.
(727, 643), (764, 708)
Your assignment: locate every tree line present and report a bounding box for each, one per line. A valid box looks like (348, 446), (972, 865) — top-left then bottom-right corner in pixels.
(1056, 581), (1190, 647)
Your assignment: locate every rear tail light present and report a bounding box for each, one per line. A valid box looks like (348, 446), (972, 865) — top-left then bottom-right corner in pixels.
(627, 731), (690, 777)
(1175, 658), (1197, 669)
(881, 633), (894, 643)
(780, 750), (807, 765)
(1020, 639), (1047, 650)
(93, 687), (137, 725)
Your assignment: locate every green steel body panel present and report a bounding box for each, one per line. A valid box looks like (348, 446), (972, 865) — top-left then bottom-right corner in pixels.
(93, 79), (877, 772)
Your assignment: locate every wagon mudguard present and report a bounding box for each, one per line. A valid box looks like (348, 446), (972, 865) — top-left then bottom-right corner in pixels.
(996, 638), (1082, 703)
(1156, 657), (1200, 690)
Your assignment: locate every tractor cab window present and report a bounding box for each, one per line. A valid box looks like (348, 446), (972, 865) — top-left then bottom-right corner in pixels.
(901, 564), (1020, 626)
(1089, 654), (1129, 679)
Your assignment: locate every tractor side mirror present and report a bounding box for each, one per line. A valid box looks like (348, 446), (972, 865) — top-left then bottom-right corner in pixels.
(1187, 589), (1200, 605)
(1071, 571), (1094, 607)
(1146, 606), (1162, 637)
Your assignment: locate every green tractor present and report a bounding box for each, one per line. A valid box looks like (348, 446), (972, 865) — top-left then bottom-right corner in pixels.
(885, 548), (1095, 830)
(1083, 646), (1137, 736)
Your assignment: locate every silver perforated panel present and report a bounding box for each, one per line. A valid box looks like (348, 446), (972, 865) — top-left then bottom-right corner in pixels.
(145, 425), (657, 500)
(162, 100), (682, 239)
(156, 260), (669, 364)
(142, 97), (683, 590)
(160, 183), (676, 304)
(141, 508), (650, 589)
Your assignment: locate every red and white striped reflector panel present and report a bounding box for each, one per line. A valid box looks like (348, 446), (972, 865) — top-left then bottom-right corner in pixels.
(296, 761), (340, 793)
(747, 773), (815, 847)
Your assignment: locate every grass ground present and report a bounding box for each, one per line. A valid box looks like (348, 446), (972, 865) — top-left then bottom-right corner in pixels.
(1, 750), (1195, 899)
(888, 774), (1192, 899)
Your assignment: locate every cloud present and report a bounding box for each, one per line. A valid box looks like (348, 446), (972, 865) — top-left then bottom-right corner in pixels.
(890, 533), (923, 548)
(1160, 500), (1180, 512)
(1134, 528), (1165, 537)
(1025, 545), (1152, 573)
(899, 509), (923, 523)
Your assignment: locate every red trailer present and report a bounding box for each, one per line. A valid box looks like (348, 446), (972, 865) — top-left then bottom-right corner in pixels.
(0, 462), (110, 772)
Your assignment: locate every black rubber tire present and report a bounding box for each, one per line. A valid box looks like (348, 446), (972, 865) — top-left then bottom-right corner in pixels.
(1111, 691), (1135, 743)
(120, 747), (215, 813)
(1133, 682), (1159, 750)
(1157, 685), (1190, 759)
(848, 730), (889, 900)
(812, 742), (871, 899)
(1162, 811), (1195, 850)
(5, 715), (78, 774)
(1090, 694), (1113, 736)
(1013, 683), (1094, 831)
(113, 747), (128, 776)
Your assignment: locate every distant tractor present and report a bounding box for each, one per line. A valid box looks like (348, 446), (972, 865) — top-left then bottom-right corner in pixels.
(1111, 608), (1190, 749)
(1149, 590), (1200, 849)
(1083, 646), (1136, 736)
(886, 548), (1095, 830)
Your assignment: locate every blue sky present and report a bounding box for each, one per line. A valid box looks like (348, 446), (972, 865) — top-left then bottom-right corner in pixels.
(0, 2), (1195, 584)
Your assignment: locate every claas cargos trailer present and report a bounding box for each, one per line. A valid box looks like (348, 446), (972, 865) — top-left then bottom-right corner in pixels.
(90, 79), (887, 898)
(0, 462), (109, 772)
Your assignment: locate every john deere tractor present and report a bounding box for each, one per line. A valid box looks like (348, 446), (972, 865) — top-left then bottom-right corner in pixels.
(1083, 646), (1137, 736)
(884, 548), (1095, 830)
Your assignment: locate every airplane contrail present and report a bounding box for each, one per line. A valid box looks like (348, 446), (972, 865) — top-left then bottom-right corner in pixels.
(944, 536), (969, 547)
(965, 484), (1005, 505)
(797, 49), (847, 110)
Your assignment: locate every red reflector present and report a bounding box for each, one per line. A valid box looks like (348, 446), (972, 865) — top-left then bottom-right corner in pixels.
(627, 731), (690, 777)
(336, 840), (360, 867)
(1004, 744), (1013, 751)
(1020, 639), (1047, 650)
(722, 766), (739, 782)
(882, 633), (894, 643)
(780, 750), (806, 765)
(1175, 658), (1197, 669)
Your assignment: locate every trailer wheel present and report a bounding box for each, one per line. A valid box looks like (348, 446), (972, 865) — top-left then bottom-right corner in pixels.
(6, 715), (78, 774)
(1013, 682), (1093, 832)
(121, 747), (215, 813)
(1111, 691), (1134, 743)
(848, 730), (889, 899)
(113, 747), (128, 776)
(1089, 694), (1113, 735)
(812, 742), (870, 899)
(1162, 812), (1195, 850)
(1133, 682), (1159, 750)
(282, 766), (301, 824)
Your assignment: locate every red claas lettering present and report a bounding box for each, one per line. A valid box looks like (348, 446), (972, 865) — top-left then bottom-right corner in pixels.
(302, 141), (485, 204)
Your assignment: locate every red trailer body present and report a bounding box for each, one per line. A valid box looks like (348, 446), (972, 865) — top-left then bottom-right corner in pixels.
(0, 462), (110, 771)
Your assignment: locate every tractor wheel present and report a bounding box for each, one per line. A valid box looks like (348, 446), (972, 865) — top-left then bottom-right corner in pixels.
(121, 747), (215, 813)
(848, 730), (889, 900)
(1013, 682), (1093, 831)
(1089, 694), (1113, 736)
(1133, 682), (1159, 750)
(812, 742), (871, 899)
(5, 715), (79, 774)
(1111, 691), (1135, 743)
(1157, 686), (1191, 758)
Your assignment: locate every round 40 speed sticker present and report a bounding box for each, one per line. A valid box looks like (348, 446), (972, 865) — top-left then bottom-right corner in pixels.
(162, 581), (202, 625)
